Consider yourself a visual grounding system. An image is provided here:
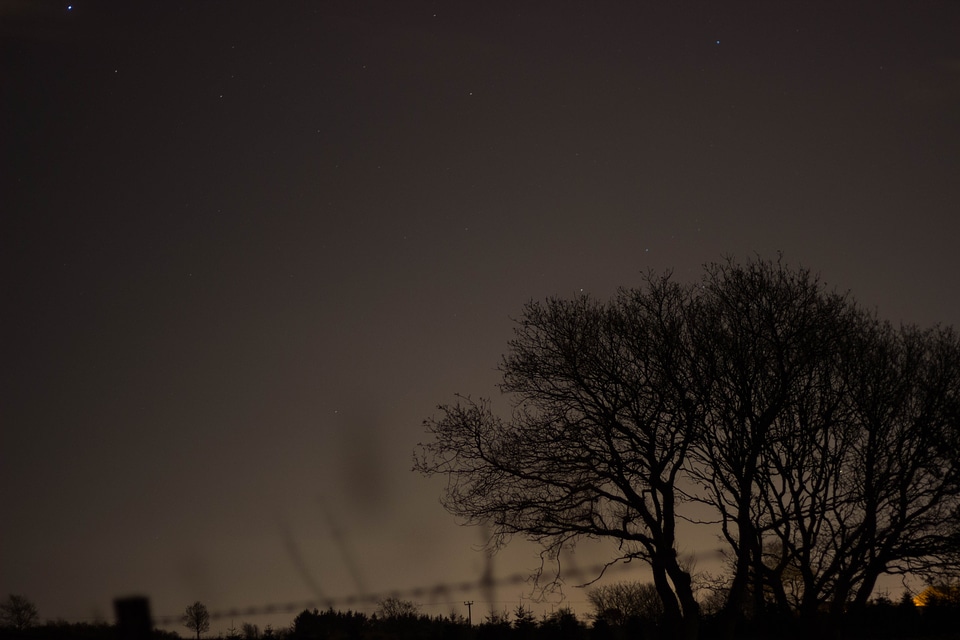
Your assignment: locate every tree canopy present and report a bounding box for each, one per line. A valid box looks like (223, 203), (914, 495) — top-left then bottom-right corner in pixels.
(182, 601), (211, 640)
(0, 595), (39, 632)
(415, 257), (960, 640)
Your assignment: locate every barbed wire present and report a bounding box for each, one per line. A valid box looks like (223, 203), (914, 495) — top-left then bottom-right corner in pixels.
(155, 560), (641, 626)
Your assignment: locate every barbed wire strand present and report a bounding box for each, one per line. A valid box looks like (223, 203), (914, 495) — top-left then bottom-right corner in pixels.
(155, 561), (641, 626)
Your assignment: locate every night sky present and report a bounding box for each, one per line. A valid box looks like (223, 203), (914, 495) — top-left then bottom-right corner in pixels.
(3, 0), (960, 631)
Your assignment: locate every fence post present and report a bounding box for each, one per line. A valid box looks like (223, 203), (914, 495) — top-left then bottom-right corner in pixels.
(115, 596), (153, 640)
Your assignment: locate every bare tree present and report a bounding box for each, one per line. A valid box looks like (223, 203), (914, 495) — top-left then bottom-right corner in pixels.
(0, 594), (39, 631)
(797, 321), (960, 613)
(415, 256), (960, 640)
(587, 581), (664, 625)
(375, 597), (420, 619)
(683, 258), (859, 622)
(416, 274), (702, 640)
(182, 601), (211, 639)
(685, 260), (960, 621)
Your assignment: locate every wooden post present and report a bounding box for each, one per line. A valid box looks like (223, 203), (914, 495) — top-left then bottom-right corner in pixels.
(115, 596), (153, 640)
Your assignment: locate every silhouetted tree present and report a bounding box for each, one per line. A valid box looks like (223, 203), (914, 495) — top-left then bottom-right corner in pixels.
(0, 594), (39, 631)
(822, 323), (960, 613)
(513, 604), (537, 632)
(375, 597), (420, 619)
(681, 259), (860, 625)
(587, 582), (664, 626)
(415, 256), (960, 640)
(292, 608), (368, 640)
(478, 609), (512, 640)
(182, 601), (210, 640)
(710, 308), (960, 619)
(540, 608), (584, 640)
(415, 272), (702, 640)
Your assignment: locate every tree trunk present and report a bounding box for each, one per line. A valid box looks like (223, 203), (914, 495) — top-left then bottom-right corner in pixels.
(666, 560), (701, 640)
(718, 510), (757, 640)
(651, 557), (683, 624)
(849, 565), (882, 612)
(651, 551), (700, 640)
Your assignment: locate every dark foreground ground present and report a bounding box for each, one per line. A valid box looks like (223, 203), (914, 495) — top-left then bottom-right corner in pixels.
(2, 601), (959, 640)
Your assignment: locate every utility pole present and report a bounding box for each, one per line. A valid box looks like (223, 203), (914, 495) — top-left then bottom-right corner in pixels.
(464, 601), (474, 626)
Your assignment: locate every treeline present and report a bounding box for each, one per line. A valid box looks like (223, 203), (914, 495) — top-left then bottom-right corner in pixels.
(3, 594), (960, 640)
(287, 597), (960, 640)
(0, 619), (179, 640)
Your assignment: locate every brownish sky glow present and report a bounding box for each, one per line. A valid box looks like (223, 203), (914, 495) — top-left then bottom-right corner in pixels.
(3, 0), (960, 631)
